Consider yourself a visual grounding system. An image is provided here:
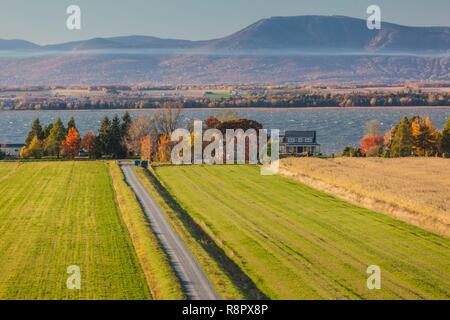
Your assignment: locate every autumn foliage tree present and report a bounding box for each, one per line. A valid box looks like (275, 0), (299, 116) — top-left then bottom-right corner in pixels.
(204, 116), (221, 129)
(440, 116), (450, 156)
(411, 116), (441, 156)
(20, 136), (43, 159)
(360, 136), (384, 156)
(359, 120), (384, 157)
(61, 128), (81, 159)
(216, 118), (263, 134)
(124, 115), (151, 155)
(81, 131), (97, 158)
(140, 135), (154, 162)
(67, 117), (76, 134)
(157, 135), (171, 162)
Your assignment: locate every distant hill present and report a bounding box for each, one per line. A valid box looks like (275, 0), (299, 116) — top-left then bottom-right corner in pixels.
(0, 39), (40, 50)
(203, 15), (450, 53)
(44, 36), (195, 51)
(0, 15), (448, 85)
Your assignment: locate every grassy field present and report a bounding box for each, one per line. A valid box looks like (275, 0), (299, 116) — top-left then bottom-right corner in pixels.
(0, 161), (151, 299)
(134, 167), (248, 300)
(0, 162), (20, 184)
(279, 158), (450, 237)
(203, 92), (232, 99)
(154, 165), (450, 300)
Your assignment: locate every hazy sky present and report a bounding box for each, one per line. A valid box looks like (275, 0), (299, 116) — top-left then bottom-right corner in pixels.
(1, 0), (449, 45)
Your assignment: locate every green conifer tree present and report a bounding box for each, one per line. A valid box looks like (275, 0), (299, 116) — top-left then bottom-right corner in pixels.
(25, 118), (43, 145)
(44, 118), (66, 157)
(67, 117), (76, 134)
(390, 117), (413, 157)
(440, 116), (450, 156)
(42, 123), (54, 140)
(110, 115), (123, 158)
(121, 112), (132, 136)
(97, 116), (111, 156)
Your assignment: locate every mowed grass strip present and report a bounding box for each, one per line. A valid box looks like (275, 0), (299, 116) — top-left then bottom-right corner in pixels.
(154, 165), (450, 300)
(0, 162), (151, 300)
(134, 167), (247, 300)
(0, 162), (20, 184)
(108, 162), (184, 300)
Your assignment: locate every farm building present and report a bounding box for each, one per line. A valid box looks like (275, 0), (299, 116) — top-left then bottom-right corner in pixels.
(0, 144), (25, 158)
(280, 131), (320, 156)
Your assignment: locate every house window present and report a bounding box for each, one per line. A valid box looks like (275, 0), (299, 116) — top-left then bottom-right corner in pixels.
(287, 138), (296, 143)
(305, 138), (313, 143)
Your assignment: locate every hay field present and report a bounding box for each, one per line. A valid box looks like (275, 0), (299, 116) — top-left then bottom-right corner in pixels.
(279, 158), (450, 237)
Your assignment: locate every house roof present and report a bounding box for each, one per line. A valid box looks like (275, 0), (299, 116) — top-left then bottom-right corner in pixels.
(1, 144), (25, 148)
(283, 131), (316, 138)
(280, 131), (319, 146)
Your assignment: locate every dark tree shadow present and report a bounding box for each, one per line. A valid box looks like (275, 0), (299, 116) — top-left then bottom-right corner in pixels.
(144, 168), (269, 300)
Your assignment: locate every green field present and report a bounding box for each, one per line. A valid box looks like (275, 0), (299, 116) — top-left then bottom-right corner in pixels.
(0, 162), (151, 299)
(203, 92), (231, 99)
(154, 165), (450, 300)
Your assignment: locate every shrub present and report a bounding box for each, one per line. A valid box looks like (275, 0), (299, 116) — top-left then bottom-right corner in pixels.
(360, 135), (384, 157)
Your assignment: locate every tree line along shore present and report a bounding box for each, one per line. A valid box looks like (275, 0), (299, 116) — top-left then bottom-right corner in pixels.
(1, 91), (450, 111)
(3, 106), (449, 161)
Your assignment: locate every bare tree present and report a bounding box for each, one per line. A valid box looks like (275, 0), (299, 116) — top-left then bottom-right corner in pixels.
(123, 115), (151, 155)
(124, 104), (183, 156)
(365, 120), (381, 137)
(150, 103), (183, 136)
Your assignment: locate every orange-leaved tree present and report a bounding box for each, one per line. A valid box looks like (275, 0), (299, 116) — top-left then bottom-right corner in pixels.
(360, 135), (384, 156)
(81, 131), (97, 158)
(140, 135), (153, 162)
(360, 120), (384, 157)
(157, 135), (171, 162)
(61, 127), (81, 159)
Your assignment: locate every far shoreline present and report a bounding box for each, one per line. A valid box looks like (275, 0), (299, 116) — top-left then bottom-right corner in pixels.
(1, 105), (450, 113)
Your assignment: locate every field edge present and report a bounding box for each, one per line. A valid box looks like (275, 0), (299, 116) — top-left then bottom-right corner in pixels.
(279, 158), (450, 238)
(134, 165), (262, 300)
(108, 162), (185, 300)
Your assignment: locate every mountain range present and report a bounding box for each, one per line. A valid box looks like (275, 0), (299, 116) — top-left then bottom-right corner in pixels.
(0, 15), (449, 85)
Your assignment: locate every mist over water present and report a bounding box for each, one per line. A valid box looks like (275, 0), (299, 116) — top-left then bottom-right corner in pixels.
(1, 107), (449, 155)
(0, 48), (449, 59)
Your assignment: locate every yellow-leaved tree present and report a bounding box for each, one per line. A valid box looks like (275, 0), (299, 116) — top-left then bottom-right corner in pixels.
(157, 135), (171, 162)
(411, 116), (441, 156)
(21, 136), (43, 159)
(140, 135), (153, 162)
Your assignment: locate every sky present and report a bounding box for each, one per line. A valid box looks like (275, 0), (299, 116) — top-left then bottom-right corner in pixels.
(0, 0), (449, 45)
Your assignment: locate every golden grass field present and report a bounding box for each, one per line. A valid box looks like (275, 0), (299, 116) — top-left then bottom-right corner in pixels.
(279, 157), (450, 237)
